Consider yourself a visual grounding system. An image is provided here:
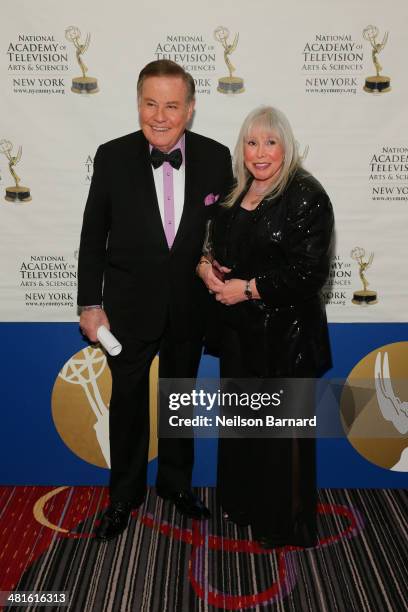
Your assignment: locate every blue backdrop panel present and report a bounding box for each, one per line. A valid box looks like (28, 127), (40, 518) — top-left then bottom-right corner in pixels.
(1, 322), (407, 487)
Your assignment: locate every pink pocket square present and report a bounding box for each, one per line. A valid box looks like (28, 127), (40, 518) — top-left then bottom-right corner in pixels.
(204, 193), (220, 206)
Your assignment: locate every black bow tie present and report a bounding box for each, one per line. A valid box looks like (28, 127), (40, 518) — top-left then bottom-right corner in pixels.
(150, 147), (183, 170)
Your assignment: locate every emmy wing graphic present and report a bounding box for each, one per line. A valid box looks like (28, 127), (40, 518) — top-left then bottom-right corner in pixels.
(375, 351), (408, 471)
(58, 347), (110, 466)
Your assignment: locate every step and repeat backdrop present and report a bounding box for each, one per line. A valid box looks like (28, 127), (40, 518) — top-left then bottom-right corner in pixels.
(1, 0), (407, 486)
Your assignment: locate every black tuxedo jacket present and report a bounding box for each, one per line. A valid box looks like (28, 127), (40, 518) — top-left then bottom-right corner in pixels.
(77, 130), (233, 341)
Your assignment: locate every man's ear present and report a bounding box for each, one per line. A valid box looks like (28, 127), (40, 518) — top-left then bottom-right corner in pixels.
(187, 99), (196, 122)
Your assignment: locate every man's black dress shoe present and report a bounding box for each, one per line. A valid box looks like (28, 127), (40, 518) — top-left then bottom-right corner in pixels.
(157, 489), (211, 520)
(95, 501), (133, 541)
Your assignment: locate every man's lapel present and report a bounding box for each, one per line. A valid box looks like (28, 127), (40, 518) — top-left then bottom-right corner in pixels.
(133, 132), (169, 251)
(172, 130), (200, 250)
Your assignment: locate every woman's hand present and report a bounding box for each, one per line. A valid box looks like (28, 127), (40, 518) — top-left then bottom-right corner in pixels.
(215, 279), (247, 305)
(215, 278), (260, 305)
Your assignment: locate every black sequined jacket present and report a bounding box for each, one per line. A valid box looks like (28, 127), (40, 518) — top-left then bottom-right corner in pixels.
(207, 169), (334, 377)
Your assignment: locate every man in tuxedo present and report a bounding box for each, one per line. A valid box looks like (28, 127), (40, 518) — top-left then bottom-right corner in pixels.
(78, 60), (233, 541)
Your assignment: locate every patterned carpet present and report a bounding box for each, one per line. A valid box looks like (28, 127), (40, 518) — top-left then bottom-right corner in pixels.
(0, 487), (407, 611)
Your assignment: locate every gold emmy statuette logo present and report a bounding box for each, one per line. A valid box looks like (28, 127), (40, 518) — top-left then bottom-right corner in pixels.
(340, 342), (408, 471)
(51, 347), (158, 468)
(350, 247), (378, 305)
(363, 25), (391, 94)
(0, 139), (31, 203)
(65, 26), (99, 94)
(214, 26), (245, 94)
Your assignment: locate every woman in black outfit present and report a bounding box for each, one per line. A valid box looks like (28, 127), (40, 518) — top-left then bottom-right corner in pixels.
(197, 106), (334, 548)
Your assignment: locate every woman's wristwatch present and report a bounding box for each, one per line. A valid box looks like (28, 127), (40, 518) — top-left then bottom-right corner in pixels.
(244, 280), (252, 300)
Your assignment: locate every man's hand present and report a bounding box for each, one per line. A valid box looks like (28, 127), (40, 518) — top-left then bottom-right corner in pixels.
(79, 308), (110, 343)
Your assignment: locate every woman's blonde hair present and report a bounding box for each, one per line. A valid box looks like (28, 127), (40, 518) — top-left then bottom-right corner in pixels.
(223, 106), (301, 207)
